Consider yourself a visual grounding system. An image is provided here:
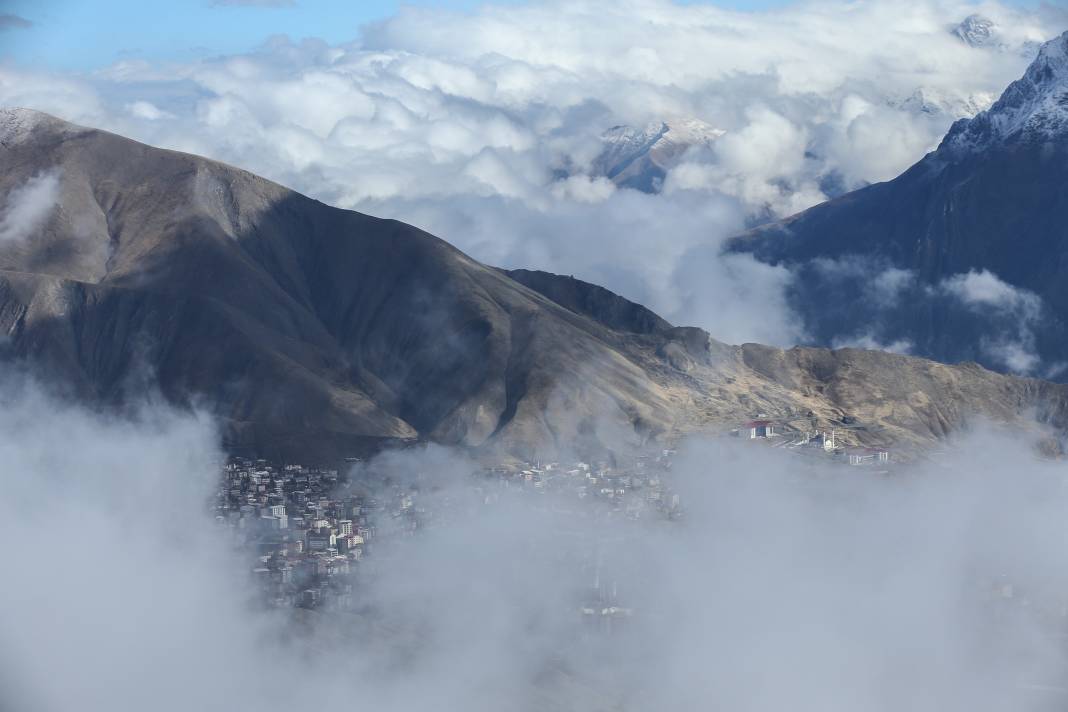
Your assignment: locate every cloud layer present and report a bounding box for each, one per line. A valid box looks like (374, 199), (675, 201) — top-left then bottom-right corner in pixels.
(3, 375), (1068, 710)
(0, 0), (1062, 346)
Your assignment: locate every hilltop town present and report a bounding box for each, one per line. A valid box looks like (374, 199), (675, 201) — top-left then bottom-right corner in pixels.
(215, 420), (895, 613)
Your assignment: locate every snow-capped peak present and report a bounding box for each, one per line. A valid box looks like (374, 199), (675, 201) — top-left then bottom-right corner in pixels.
(601, 117), (724, 151)
(952, 14), (997, 48)
(658, 117), (727, 146)
(894, 87), (995, 119)
(942, 31), (1068, 154)
(0, 107), (47, 146)
(594, 117), (725, 192)
(601, 121), (667, 152)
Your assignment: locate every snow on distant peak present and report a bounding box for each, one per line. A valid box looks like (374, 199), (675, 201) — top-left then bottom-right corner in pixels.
(942, 31), (1068, 154)
(594, 117), (725, 192)
(601, 117), (724, 152)
(894, 87), (995, 119)
(658, 118), (727, 146)
(601, 121), (668, 154)
(0, 107), (46, 146)
(952, 15), (998, 48)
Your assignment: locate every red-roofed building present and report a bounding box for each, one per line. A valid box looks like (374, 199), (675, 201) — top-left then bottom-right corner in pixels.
(744, 420), (776, 439)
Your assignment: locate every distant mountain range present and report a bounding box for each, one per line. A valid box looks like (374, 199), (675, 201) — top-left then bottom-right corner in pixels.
(589, 95), (994, 206)
(586, 14), (1028, 203)
(951, 13), (1045, 57)
(730, 30), (1068, 380)
(3, 96), (1068, 459)
(592, 119), (725, 193)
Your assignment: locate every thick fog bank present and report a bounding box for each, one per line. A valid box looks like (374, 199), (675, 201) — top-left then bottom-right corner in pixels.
(3, 380), (1068, 711)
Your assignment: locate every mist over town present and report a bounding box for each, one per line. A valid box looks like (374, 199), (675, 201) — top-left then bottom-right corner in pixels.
(2, 1), (1068, 709)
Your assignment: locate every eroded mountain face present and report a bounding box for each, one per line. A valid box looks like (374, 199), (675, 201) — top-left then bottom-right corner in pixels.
(729, 32), (1068, 380)
(2, 107), (1068, 460)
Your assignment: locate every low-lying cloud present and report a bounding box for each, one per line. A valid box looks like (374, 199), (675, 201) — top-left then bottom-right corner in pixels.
(941, 269), (1049, 374)
(3, 374), (1068, 710)
(942, 268), (1043, 314)
(0, 170), (61, 244)
(780, 256), (1065, 377)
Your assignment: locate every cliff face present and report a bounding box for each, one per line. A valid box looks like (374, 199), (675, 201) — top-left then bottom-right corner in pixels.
(3, 107), (1068, 460)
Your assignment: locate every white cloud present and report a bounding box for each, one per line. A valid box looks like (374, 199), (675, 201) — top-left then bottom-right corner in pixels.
(825, 96), (950, 185)
(125, 100), (172, 120)
(0, 170), (61, 244)
(869, 266), (917, 307)
(550, 174), (616, 203)
(808, 257), (918, 310)
(942, 268), (1043, 315)
(0, 0), (1058, 348)
(940, 270), (1047, 374)
(832, 332), (914, 354)
(4, 374), (1068, 710)
(981, 337), (1041, 374)
(664, 108), (827, 217)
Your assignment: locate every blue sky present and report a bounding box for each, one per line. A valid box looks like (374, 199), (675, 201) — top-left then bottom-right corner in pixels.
(3, 0), (1046, 71)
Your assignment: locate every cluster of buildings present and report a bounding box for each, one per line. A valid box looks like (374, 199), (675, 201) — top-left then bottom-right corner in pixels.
(486, 451), (682, 520)
(214, 426), (897, 615)
(733, 416), (892, 467)
(213, 451), (683, 613)
(214, 459), (380, 609)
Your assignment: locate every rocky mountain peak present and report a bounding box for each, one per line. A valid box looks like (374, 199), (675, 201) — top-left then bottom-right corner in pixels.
(952, 14), (997, 48)
(594, 117), (724, 192)
(942, 31), (1068, 154)
(601, 117), (724, 154)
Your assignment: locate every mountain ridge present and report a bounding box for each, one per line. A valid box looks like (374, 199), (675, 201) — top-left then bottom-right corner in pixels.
(4, 107), (1068, 459)
(942, 30), (1068, 153)
(592, 118), (724, 193)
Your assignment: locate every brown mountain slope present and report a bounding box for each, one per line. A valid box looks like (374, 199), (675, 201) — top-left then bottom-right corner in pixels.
(2, 107), (1067, 459)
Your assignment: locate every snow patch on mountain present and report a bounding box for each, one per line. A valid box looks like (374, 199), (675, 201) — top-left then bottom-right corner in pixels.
(601, 118), (725, 159)
(892, 88), (996, 119)
(943, 31), (1068, 154)
(594, 118), (725, 191)
(952, 15), (998, 48)
(0, 108), (46, 147)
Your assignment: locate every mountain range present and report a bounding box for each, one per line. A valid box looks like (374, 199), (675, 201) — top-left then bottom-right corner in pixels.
(3, 34), (1068, 460)
(589, 31), (1008, 203)
(730, 30), (1068, 380)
